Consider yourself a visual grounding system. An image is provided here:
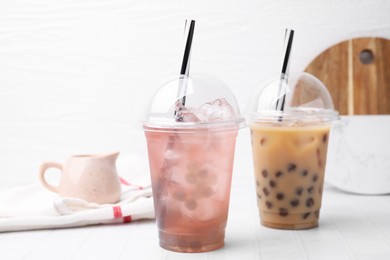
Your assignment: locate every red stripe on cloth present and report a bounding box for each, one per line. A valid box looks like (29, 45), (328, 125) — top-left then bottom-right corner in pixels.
(119, 177), (144, 190)
(113, 206), (123, 219)
(123, 216), (132, 223)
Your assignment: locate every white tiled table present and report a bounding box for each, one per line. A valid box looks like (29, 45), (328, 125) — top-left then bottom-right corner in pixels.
(1, 130), (390, 260)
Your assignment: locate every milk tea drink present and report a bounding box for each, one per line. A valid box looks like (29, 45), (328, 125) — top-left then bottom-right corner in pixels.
(247, 73), (339, 230)
(251, 124), (330, 229)
(143, 75), (244, 252)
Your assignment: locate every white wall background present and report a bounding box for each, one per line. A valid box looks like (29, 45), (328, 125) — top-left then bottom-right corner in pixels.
(1, 0), (389, 187)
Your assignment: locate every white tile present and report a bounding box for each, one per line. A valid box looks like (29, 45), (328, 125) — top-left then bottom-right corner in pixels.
(256, 237), (302, 254)
(258, 253), (303, 260)
(355, 254), (390, 260)
(71, 249), (122, 260)
(372, 220), (390, 239)
(210, 247), (257, 260)
(165, 251), (210, 260)
(119, 238), (164, 259)
(301, 239), (347, 254)
(24, 250), (75, 260)
(347, 239), (390, 254)
(77, 226), (128, 251)
(1, 251), (30, 260)
(307, 254), (352, 260)
(351, 196), (390, 222)
(0, 230), (51, 253)
(126, 220), (158, 239)
(297, 222), (341, 241)
(31, 227), (94, 252)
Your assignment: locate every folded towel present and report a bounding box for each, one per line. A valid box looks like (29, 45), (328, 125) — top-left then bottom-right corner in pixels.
(0, 154), (155, 232)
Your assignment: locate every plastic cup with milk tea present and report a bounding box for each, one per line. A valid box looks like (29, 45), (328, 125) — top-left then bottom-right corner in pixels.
(142, 74), (245, 252)
(247, 72), (339, 229)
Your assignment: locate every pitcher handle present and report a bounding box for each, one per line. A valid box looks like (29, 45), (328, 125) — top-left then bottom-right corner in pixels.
(39, 162), (62, 193)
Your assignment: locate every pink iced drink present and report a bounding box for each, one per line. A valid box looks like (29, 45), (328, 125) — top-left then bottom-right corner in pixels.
(145, 127), (238, 253)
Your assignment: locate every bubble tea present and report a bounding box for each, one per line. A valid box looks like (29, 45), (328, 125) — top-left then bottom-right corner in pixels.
(248, 73), (339, 229)
(143, 75), (245, 252)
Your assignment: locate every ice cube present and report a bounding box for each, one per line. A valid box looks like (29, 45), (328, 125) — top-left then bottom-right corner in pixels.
(293, 135), (318, 149)
(194, 98), (236, 122)
(174, 101), (201, 122)
(164, 149), (180, 161)
(193, 198), (222, 221)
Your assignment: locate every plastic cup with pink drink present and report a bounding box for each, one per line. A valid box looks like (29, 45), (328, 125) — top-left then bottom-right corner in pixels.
(142, 74), (245, 252)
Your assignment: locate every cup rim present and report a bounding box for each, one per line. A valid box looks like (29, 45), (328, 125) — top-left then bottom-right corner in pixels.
(247, 108), (340, 125)
(143, 118), (246, 133)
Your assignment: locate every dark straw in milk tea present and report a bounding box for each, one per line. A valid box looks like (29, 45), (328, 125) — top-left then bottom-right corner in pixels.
(275, 28), (294, 112)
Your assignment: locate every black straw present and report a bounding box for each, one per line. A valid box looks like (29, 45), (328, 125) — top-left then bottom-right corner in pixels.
(174, 19), (195, 120)
(180, 20), (195, 77)
(281, 29), (294, 75)
(276, 28), (294, 112)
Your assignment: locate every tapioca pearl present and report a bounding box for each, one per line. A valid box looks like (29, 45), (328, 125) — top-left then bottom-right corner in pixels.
(261, 169), (268, 178)
(256, 180), (260, 187)
(193, 182), (211, 198)
(198, 169), (208, 179)
(307, 186), (314, 194)
(257, 192), (262, 200)
(275, 171), (283, 178)
(312, 174), (319, 182)
(265, 201), (273, 209)
(323, 134), (327, 143)
(185, 199), (198, 210)
(173, 190), (186, 201)
(301, 170), (308, 177)
(201, 186), (213, 198)
(260, 138), (266, 146)
(185, 172), (198, 184)
(276, 192), (284, 200)
(302, 212), (311, 219)
(314, 210), (320, 217)
(290, 199), (300, 207)
(287, 163), (297, 172)
(295, 187), (303, 196)
(279, 208), (289, 217)
(269, 180), (277, 188)
(306, 198), (315, 207)
(263, 187), (270, 196)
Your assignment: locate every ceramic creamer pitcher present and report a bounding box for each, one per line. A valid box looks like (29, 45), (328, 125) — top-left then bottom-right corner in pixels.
(39, 152), (122, 204)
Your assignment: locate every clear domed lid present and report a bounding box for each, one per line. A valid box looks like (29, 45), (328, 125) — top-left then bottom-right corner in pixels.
(247, 72), (339, 124)
(142, 74), (245, 131)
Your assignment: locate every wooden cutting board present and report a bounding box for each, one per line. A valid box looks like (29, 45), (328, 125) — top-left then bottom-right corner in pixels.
(304, 37), (390, 115)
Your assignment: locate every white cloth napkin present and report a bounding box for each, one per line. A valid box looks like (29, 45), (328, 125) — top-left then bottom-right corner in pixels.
(0, 154), (155, 232)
